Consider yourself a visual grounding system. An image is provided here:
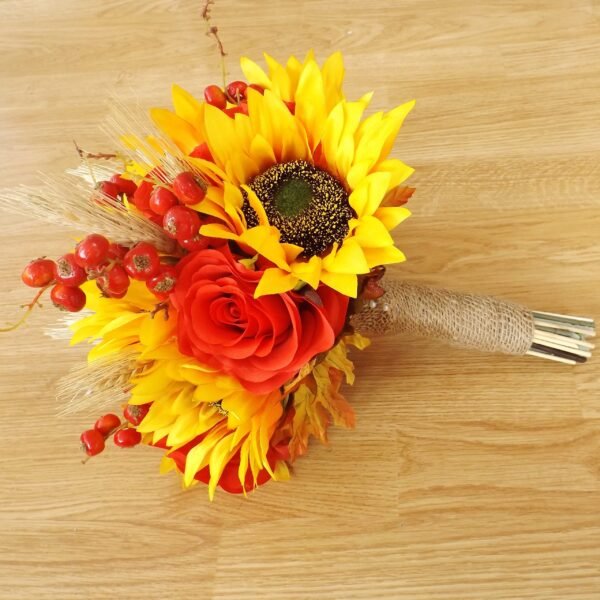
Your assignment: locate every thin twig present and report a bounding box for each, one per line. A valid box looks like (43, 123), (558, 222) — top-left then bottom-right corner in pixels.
(202, 0), (227, 88)
(0, 284), (52, 332)
(73, 141), (118, 161)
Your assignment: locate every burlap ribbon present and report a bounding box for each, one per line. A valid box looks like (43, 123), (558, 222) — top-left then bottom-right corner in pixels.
(350, 280), (535, 355)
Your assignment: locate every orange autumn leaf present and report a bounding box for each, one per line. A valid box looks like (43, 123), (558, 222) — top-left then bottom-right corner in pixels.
(382, 185), (415, 207)
(288, 351), (357, 460)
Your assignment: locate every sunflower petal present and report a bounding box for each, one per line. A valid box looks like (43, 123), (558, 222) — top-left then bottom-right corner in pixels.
(255, 268), (298, 297)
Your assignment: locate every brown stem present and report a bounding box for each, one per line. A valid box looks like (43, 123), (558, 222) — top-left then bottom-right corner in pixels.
(202, 0), (227, 88)
(73, 140), (118, 161)
(0, 284), (52, 332)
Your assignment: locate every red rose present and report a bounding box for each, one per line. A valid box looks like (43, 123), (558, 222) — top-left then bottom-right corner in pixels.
(171, 248), (348, 393)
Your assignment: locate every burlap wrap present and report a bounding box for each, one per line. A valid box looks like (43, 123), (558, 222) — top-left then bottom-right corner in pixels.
(350, 280), (535, 355)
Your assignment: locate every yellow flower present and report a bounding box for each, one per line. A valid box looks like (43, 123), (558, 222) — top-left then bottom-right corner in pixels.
(148, 51), (413, 298)
(71, 280), (288, 499)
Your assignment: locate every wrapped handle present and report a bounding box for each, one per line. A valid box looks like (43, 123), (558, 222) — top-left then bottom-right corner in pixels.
(351, 279), (595, 365)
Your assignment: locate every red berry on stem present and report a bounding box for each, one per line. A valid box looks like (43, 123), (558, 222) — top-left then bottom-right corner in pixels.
(224, 106), (246, 118)
(179, 234), (210, 252)
(226, 80), (248, 102)
(146, 266), (177, 300)
(74, 234), (110, 269)
(163, 205), (201, 241)
(50, 284), (86, 312)
(123, 242), (161, 280)
(248, 83), (265, 95)
(172, 172), (206, 205)
(189, 143), (213, 162)
(96, 264), (130, 298)
(124, 403), (150, 426)
(97, 181), (120, 200)
(132, 180), (153, 211)
(204, 84), (227, 109)
(55, 253), (87, 287)
(109, 174), (137, 197)
(80, 429), (105, 456)
(114, 428), (142, 448)
(107, 242), (128, 261)
(21, 259), (56, 288)
(94, 413), (121, 437)
(149, 187), (178, 216)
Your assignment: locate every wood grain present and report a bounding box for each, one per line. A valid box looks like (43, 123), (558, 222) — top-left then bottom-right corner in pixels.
(1, 1), (599, 598)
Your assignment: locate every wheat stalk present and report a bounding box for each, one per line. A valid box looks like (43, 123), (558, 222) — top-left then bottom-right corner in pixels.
(56, 349), (145, 416)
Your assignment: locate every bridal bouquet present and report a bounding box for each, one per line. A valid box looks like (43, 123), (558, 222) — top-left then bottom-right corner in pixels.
(2, 52), (594, 499)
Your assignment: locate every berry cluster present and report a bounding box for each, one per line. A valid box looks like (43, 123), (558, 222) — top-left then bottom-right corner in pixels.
(203, 80), (296, 118)
(129, 169), (208, 249)
(80, 403), (150, 459)
(21, 233), (177, 313)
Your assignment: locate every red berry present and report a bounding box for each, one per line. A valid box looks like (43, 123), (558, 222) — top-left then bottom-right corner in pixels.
(133, 180), (153, 211)
(149, 187), (178, 216)
(80, 429), (105, 456)
(204, 84), (228, 109)
(224, 106), (246, 118)
(114, 428), (142, 448)
(55, 253), (87, 287)
(248, 83), (265, 95)
(50, 284), (86, 312)
(172, 172), (206, 206)
(226, 80), (248, 102)
(107, 243), (128, 261)
(109, 174), (137, 197)
(146, 267), (177, 300)
(163, 205), (201, 241)
(189, 143), (213, 162)
(124, 403), (150, 426)
(21, 258), (55, 288)
(94, 413), (121, 436)
(123, 242), (161, 280)
(97, 181), (120, 200)
(96, 264), (130, 297)
(141, 210), (164, 226)
(179, 234), (210, 252)
(74, 234), (110, 269)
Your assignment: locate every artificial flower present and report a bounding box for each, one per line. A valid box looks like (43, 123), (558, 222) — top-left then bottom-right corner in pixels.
(171, 246), (349, 393)
(148, 51), (413, 298)
(70, 278), (290, 499)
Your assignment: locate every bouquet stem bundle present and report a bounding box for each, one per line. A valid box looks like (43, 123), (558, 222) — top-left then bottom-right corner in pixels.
(351, 280), (595, 364)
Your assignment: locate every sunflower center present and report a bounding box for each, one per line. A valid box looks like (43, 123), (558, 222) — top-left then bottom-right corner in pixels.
(274, 178), (312, 217)
(242, 160), (353, 258)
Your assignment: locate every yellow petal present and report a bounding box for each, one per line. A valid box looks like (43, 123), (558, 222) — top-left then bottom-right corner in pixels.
(150, 108), (202, 154)
(203, 104), (237, 169)
(362, 244), (406, 268)
(239, 226), (290, 270)
(320, 271), (358, 297)
(374, 206), (411, 231)
(171, 84), (205, 135)
(348, 171), (391, 218)
(255, 268), (298, 297)
(352, 215), (395, 248)
(240, 56), (272, 88)
(322, 238), (369, 275)
(241, 185), (270, 226)
(200, 223), (239, 241)
(264, 53), (292, 99)
(290, 255), (322, 288)
(208, 435), (240, 500)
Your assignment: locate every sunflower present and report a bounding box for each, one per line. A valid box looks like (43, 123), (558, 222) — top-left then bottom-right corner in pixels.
(149, 51), (414, 298)
(71, 280), (289, 499)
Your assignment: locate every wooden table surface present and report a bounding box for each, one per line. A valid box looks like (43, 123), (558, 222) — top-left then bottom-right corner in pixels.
(1, 1), (599, 598)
